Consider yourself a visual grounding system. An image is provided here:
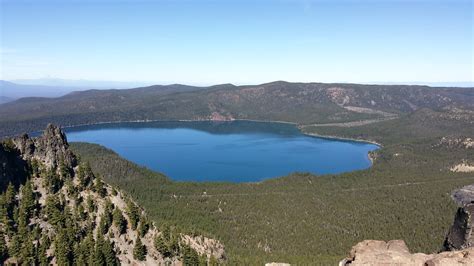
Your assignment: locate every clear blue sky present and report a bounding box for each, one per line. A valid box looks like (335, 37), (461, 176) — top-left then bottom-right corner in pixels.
(1, 0), (472, 85)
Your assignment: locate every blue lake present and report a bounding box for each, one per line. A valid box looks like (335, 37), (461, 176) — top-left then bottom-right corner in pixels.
(65, 121), (378, 182)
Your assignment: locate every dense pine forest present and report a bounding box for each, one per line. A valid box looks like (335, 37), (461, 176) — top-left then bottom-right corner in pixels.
(71, 106), (474, 264)
(0, 125), (224, 265)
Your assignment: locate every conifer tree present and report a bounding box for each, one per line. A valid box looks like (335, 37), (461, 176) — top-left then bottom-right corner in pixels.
(154, 235), (170, 258)
(168, 235), (180, 257)
(77, 162), (94, 189)
(4, 182), (16, 211)
(45, 194), (65, 229)
(65, 178), (77, 198)
(84, 235), (96, 266)
(182, 245), (199, 265)
(38, 235), (50, 266)
(30, 159), (40, 177)
(19, 235), (35, 265)
(9, 235), (21, 258)
(0, 194), (6, 220)
(88, 240), (96, 266)
(104, 199), (114, 224)
(54, 229), (73, 265)
(103, 238), (118, 266)
(32, 224), (41, 241)
(17, 181), (36, 240)
(138, 218), (149, 237)
(73, 243), (85, 265)
(95, 177), (107, 197)
(86, 195), (95, 213)
(127, 200), (140, 230)
(2, 216), (14, 238)
(19, 180), (35, 218)
(0, 230), (8, 263)
(17, 210), (28, 237)
(3, 183), (16, 236)
(161, 225), (171, 241)
(59, 160), (71, 179)
(44, 168), (62, 193)
(94, 234), (106, 265)
(99, 214), (111, 235)
(133, 237), (146, 261)
(112, 208), (127, 234)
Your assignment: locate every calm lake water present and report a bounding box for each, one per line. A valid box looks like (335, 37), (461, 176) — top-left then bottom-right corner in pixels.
(65, 121), (378, 182)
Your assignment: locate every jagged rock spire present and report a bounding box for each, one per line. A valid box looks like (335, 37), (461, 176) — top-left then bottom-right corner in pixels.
(12, 124), (76, 169)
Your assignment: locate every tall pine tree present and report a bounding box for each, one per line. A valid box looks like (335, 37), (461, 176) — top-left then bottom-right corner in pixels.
(54, 229), (73, 265)
(38, 235), (50, 266)
(0, 230), (8, 263)
(103, 238), (118, 266)
(112, 208), (127, 234)
(133, 237), (146, 261)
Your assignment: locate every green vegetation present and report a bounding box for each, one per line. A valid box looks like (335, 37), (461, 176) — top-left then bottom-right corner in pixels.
(0, 123), (226, 264)
(0, 141), (138, 265)
(113, 208), (127, 234)
(182, 244), (200, 265)
(0, 81), (472, 138)
(1, 82), (473, 263)
(0, 160), (115, 265)
(133, 236), (147, 260)
(71, 107), (474, 264)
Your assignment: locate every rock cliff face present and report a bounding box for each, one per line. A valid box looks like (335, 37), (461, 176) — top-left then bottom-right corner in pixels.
(443, 185), (474, 251)
(12, 124), (77, 169)
(0, 124), (225, 265)
(443, 204), (474, 251)
(341, 184), (474, 265)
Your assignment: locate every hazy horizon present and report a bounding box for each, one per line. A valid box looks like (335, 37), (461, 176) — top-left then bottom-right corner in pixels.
(3, 78), (474, 88)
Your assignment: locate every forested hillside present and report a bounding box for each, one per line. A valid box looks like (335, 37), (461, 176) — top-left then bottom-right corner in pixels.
(0, 81), (472, 137)
(0, 125), (225, 265)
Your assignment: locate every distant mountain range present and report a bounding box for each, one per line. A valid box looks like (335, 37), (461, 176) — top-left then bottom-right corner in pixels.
(0, 79), (209, 105)
(0, 80), (472, 137)
(2, 79), (472, 105)
(0, 80), (81, 102)
(0, 79), (159, 104)
(12, 78), (155, 89)
(0, 96), (14, 105)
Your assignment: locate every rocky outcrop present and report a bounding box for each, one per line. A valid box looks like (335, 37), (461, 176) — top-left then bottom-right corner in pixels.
(435, 136), (474, 150)
(450, 162), (474, 173)
(443, 204), (474, 251)
(181, 234), (226, 262)
(443, 185), (474, 251)
(341, 240), (474, 265)
(452, 184), (474, 206)
(12, 124), (77, 169)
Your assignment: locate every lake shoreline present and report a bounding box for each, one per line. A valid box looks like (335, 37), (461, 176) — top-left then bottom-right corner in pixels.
(65, 119), (379, 182)
(46, 118), (382, 147)
(301, 132), (382, 147)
